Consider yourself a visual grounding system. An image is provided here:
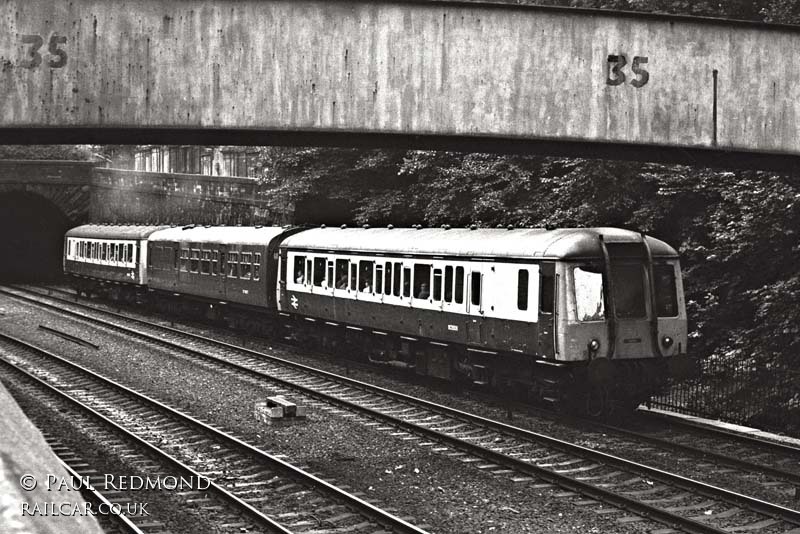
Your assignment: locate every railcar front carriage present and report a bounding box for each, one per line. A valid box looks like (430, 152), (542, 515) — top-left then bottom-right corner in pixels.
(277, 226), (690, 413)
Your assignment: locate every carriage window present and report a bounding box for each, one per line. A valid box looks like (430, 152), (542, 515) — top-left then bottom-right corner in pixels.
(174, 248), (179, 270)
(327, 260), (334, 288)
(127, 244), (134, 264)
(313, 257), (326, 286)
(655, 264), (678, 317)
(335, 259), (349, 289)
(611, 262), (646, 319)
(393, 262), (402, 296)
(375, 264), (384, 295)
(350, 263), (357, 289)
(517, 269), (529, 311)
(122, 244), (128, 262)
(414, 264), (431, 299)
(433, 269), (443, 301)
(190, 249), (201, 273)
(455, 267), (465, 304)
(200, 250), (211, 274)
(149, 246), (158, 268)
(385, 262), (392, 295)
(444, 266), (453, 302)
(212, 250), (219, 275)
(100, 243), (107, 261)
(241, 252), (252, 280)
(470, 273), (482, 307)
(293, 255), (306, 284)
(403, 267), (411, 297)
(228, 252), (239, 277)
(540, 274), (554, 314)
(306, 259), (312, 285)
(359, 260), (374, 292)
(113, 244), (119, 261)
(253, 253), (261, 281)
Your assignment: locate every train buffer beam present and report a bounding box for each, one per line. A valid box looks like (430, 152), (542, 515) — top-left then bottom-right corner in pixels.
(255, 396), (308, 423)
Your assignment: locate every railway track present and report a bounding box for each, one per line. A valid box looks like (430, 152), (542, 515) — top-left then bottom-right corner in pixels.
(4, 285), (800, 533)
(0, 330), (429, 534)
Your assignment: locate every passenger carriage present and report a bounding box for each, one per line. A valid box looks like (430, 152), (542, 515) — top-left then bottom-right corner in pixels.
(145, 225), (301, 329)
(63, 224), (169, 299)
(278, 226), (690, 412)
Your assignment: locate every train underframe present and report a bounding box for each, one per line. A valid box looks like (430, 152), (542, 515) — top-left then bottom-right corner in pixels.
(68, 275), (688, 416)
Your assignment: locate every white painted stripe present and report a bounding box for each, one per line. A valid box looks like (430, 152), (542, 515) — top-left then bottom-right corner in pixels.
(467, 347), (498, 355)
(346, 326), (363, 331)
(400, 336), (418, 341)
(430, 341), (449, 347)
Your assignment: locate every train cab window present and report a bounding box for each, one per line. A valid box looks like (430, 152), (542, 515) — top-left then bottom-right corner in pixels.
(444, 266), (453, 302)
(375, 264), (384, 295)
(211, 251), (219, 275)
(201, 250), (212, 275)
(253, 253), (261, 281)
(393, 262), (402, 296)
(293, 255), (306, 284)
(540, 274), (554, 314)
(228, 252), (239, 277)
(350, 263), (357, 290)
(313, 257), (326, 286)
(335, 259), (349, 289)
(403, 267), (411, 297)
(655, 264), (678, 317)
(187, 249), (198, 273)
(611, 262), (646, 319)
(517, 269), (529, 311)
(413, 264), (431, 299)
(455, 267), (465, 304)
(433, 269), (443, 301)
(359, 260), (374, 293)
(384, 262), (392, 295)
(470, 273), (482, 307)
(240, 252), (252, 280)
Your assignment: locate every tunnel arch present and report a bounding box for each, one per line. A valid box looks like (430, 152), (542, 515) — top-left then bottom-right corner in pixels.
(0, 191), (73, 281)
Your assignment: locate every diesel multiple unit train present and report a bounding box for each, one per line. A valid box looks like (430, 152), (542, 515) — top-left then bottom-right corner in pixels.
(63, 224), (691, 414)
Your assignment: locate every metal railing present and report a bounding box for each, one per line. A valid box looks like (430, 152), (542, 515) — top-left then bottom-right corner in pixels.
(649, 357), (800, 436)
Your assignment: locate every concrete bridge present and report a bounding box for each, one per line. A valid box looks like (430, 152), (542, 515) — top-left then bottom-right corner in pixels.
(2, 1), (800, 169)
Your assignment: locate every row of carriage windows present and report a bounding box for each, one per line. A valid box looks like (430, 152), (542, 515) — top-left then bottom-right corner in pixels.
(71, 240), (135, 263)
(149, 246), (261, 280)
(293, 255), (474, 304)
(291, 255), (537, 312)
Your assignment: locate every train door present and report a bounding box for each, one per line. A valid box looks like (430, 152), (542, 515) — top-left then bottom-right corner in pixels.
(466, 269), (484, 344)
(217, 245), (228, 298)
(538, 262), (556, 358)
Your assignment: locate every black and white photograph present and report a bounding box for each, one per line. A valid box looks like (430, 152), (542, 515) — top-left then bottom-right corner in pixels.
(0, 1), (798, 533)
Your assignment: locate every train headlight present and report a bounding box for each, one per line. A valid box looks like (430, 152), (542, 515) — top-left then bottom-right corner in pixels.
(661, 335), (674, 348)
(588, 339), (601, 352)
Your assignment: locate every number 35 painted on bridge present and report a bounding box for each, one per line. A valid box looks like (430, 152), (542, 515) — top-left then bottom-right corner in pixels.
(19, 34), (68, 69)
(606, 54), (649, 88)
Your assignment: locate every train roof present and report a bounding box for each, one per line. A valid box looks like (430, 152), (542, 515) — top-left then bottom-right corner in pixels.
(148, 225), (289, 246)
(280, 227), (679, 260)
(65, 224), (171, 239)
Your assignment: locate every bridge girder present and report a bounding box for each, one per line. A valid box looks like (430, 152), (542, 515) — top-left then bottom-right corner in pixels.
(2, 1), (800, 168)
